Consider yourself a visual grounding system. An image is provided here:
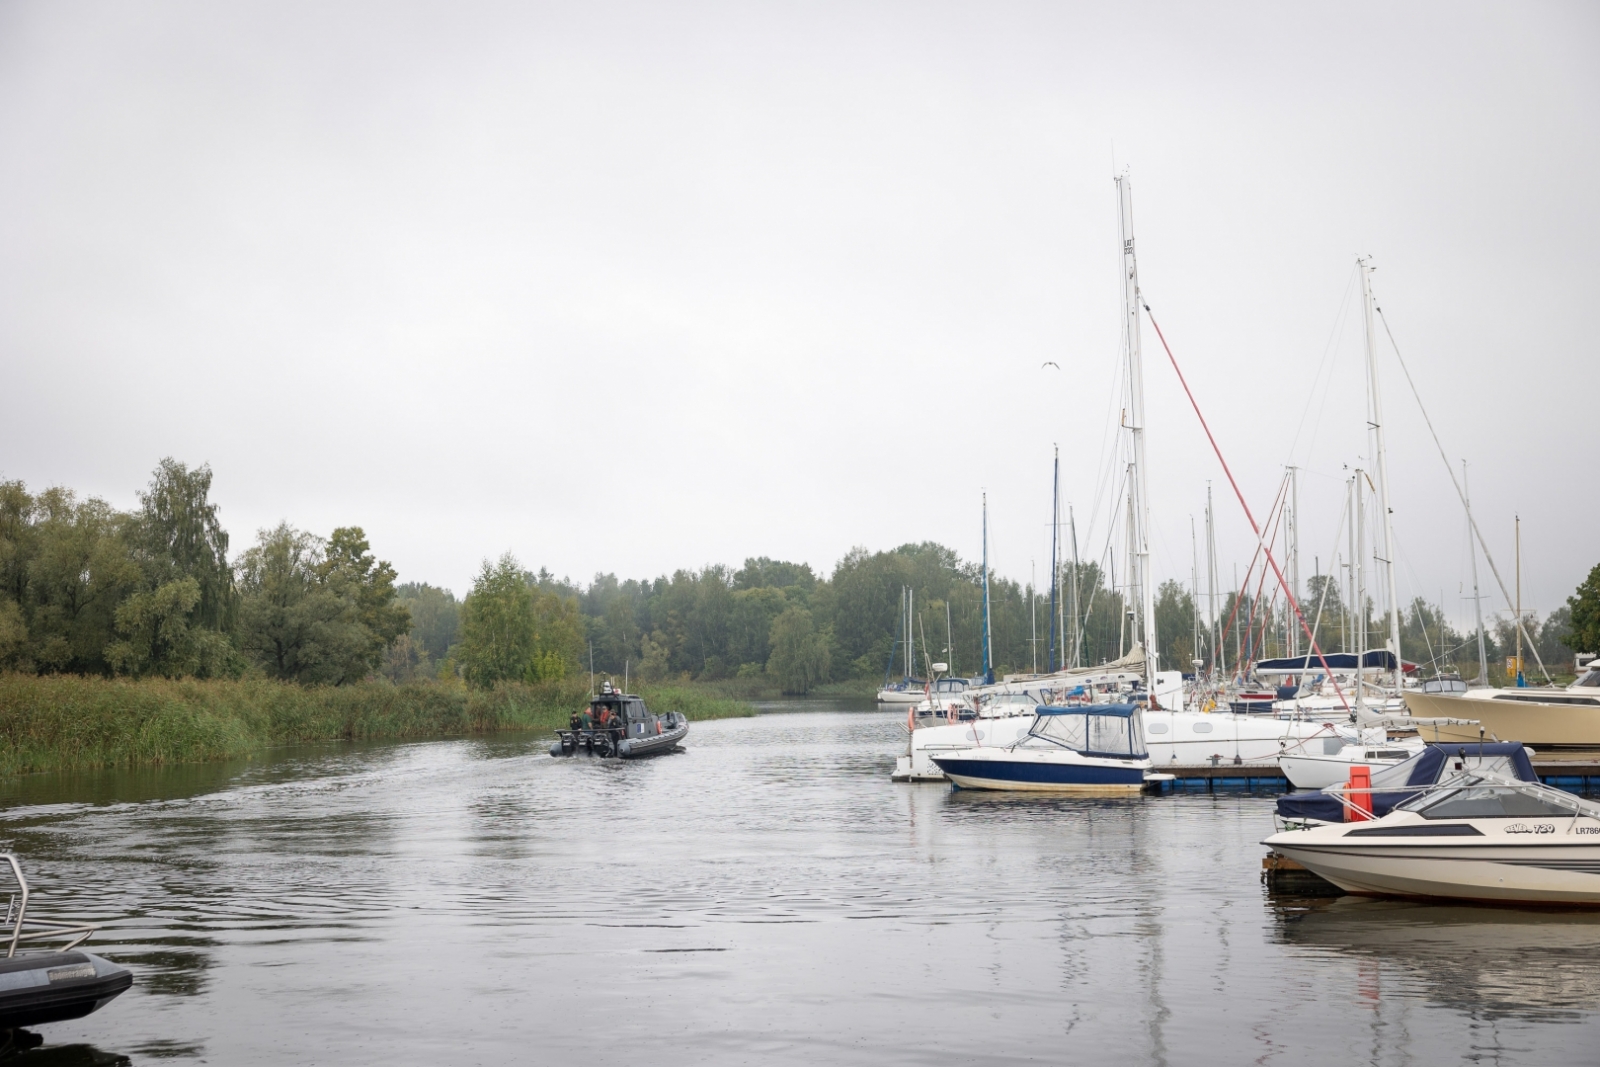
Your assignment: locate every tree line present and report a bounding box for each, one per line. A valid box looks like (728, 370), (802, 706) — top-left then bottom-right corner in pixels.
(4, 462), (1594, 694)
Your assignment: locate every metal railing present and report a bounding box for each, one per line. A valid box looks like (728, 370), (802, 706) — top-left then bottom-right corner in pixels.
(0, 855), (100, 958)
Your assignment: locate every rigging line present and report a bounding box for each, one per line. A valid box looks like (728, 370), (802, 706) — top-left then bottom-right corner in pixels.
(1287, 264), (1360, 464)
(1304, 482), (1352, 657)
(1216, 475), (1289, 659)
(1375, 307), (1551, 684)
(1142, 300), (1351, 715)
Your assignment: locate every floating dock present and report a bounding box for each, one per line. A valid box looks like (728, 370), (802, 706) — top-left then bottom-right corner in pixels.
(1146, 754), (1600, 794)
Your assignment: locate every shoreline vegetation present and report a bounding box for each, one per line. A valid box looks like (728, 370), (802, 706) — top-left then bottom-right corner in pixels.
(3, 459), (1593, 777)
(0, 674), (758, 778)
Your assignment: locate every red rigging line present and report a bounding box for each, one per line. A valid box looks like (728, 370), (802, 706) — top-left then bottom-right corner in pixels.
(1215, 475), (1289, 671)
(1142, 301), (1351, 716)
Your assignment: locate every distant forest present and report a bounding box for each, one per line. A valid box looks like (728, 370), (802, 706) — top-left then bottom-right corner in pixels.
(1, 461), (1589, 694)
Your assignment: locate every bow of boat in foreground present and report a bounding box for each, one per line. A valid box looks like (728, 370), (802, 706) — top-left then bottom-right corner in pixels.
(1264, 771), (1600, 905)
(0, 854), (132, 1032)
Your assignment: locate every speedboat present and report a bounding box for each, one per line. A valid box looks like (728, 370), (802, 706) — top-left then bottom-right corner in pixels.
(1263, 770), (1600, 905)
(892, 659), (1148, 782)
(551, 683), (688, 758)
(1275, 741), (1538, 826)
(0, 854), (132, 1030)
(929, 704), (1151, 793)
(1402, 662), (1600, 748)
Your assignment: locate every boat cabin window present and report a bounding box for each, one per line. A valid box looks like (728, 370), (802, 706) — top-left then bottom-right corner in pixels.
(1028, 708), (1147, 759)
(1576, 670), (1600, 688)
(1421, 678), (1468, 694)
(1401, 784), (1583, 820)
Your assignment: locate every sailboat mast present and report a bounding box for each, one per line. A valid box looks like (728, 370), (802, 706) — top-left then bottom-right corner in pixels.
(1205, 485), (1217, 680)
(1360, 258), (1404, 692)
(1462, 461), (1489, 685)
(982, 492), (993, 683)
(1068, 504), (1081, 668)
(1117, 173), (1157, 692)
(1515, 515), (1524, 686)
(1288, 466), (1300, 660)
(1354, 469), (1367, 717)
(1049, 447), (1060, 673)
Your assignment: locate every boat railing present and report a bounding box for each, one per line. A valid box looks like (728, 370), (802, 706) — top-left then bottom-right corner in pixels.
(1315, 770), (1600, 824)
(0, 854), (101, 958)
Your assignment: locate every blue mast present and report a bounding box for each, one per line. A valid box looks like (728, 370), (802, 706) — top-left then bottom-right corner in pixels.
(982, 492), (994, 684)
(1048, 447), (1059, 674)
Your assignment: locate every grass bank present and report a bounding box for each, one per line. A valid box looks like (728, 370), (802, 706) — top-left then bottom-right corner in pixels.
(0, 674), (754, 777)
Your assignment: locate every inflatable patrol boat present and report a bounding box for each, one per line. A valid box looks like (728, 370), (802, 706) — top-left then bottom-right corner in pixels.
(551, 683), (688, 759)
(0, 854), (132, 1032)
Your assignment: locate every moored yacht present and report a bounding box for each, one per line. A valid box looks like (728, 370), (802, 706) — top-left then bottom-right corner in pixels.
(1402, 662), (1600, 748)
(930, 704), (1151, 793)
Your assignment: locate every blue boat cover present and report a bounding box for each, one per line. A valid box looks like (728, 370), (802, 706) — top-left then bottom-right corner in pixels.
(1035, 703), (1139, 717)
(1256, 651), (1411, 672)
(1275, 742), (1537, 823)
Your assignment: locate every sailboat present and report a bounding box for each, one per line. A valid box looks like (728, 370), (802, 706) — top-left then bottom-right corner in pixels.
(876, 586), (926, 704)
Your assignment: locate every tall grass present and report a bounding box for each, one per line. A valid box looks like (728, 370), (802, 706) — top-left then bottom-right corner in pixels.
(0, 674), (754, 777)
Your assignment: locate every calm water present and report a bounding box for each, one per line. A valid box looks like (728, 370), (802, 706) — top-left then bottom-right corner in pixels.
(0, 699), (1596, 1065)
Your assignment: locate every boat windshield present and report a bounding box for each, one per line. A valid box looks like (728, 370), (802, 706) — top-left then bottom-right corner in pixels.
(1025, 707), (1147, 759)
(1398, 777), (1600, 820)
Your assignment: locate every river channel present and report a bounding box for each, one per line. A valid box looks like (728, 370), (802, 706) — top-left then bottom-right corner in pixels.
(0, 698), (1596, 1065)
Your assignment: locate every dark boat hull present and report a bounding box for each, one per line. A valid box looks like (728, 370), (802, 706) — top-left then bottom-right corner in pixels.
(0, 951), (132, 1029)
(551, 716), (688, 759)
(616, 721), (688, 758)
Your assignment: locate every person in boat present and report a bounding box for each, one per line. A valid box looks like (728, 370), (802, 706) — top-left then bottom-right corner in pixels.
(579, 706), (594, 730)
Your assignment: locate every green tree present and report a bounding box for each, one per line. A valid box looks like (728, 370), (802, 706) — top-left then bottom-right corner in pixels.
(105, 577), (236, 678)
(318, 527), (411, 676)
(235, 523), (405, 684)
(457, 554), (582, 688)
(133, 459), (233, 630)
(1567, 564), (1600, 655)
(767, 606), (831, 694)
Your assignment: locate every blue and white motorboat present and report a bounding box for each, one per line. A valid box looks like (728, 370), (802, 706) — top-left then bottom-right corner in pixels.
(929, 704), (1152, 793)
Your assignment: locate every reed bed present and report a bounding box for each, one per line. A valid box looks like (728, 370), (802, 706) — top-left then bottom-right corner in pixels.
(0, 674), (754, 777)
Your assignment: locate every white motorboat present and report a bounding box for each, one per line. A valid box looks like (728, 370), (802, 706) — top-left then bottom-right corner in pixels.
(1278, 735), (1423, 790)
(930, 704), (1151, 794)
(1263, 770), (1600, 905)
(891, 656), (1149, 782)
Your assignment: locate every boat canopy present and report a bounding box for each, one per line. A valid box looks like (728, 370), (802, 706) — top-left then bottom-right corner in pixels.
(1276, 742), (1537, 823)
(1254, 651), (1418, 675)
(1027, 704), (1148, 760)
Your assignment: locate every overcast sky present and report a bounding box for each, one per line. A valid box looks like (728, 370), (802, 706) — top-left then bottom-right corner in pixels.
(2, 1), (1596, 635)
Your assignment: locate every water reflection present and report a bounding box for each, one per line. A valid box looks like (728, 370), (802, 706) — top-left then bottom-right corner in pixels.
(0, 704), (1592, 1065)
(1270, 895), (1600, 1022)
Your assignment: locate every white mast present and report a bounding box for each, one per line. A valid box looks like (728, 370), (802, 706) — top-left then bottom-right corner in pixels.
(1068, 504), (1082, 668)
(1360, 258), (1404, 692)
(1117, 173), (1157, 693)
(1205, 485), (1217, 681)
(1463, 461), (1489, 686)
(1354, 469), (1367, 718)
(1287, 466), (1300, 660)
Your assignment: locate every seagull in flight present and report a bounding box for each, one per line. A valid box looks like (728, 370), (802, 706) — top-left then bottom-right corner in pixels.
(1041, 361), (1060, 370)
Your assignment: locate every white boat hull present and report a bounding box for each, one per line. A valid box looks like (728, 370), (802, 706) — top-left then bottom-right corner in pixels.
(1266, 817), (1600, 905)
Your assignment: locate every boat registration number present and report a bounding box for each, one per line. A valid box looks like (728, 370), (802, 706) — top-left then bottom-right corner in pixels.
(47, 964), (96, 982)
(1504, 823), (1556, 835)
